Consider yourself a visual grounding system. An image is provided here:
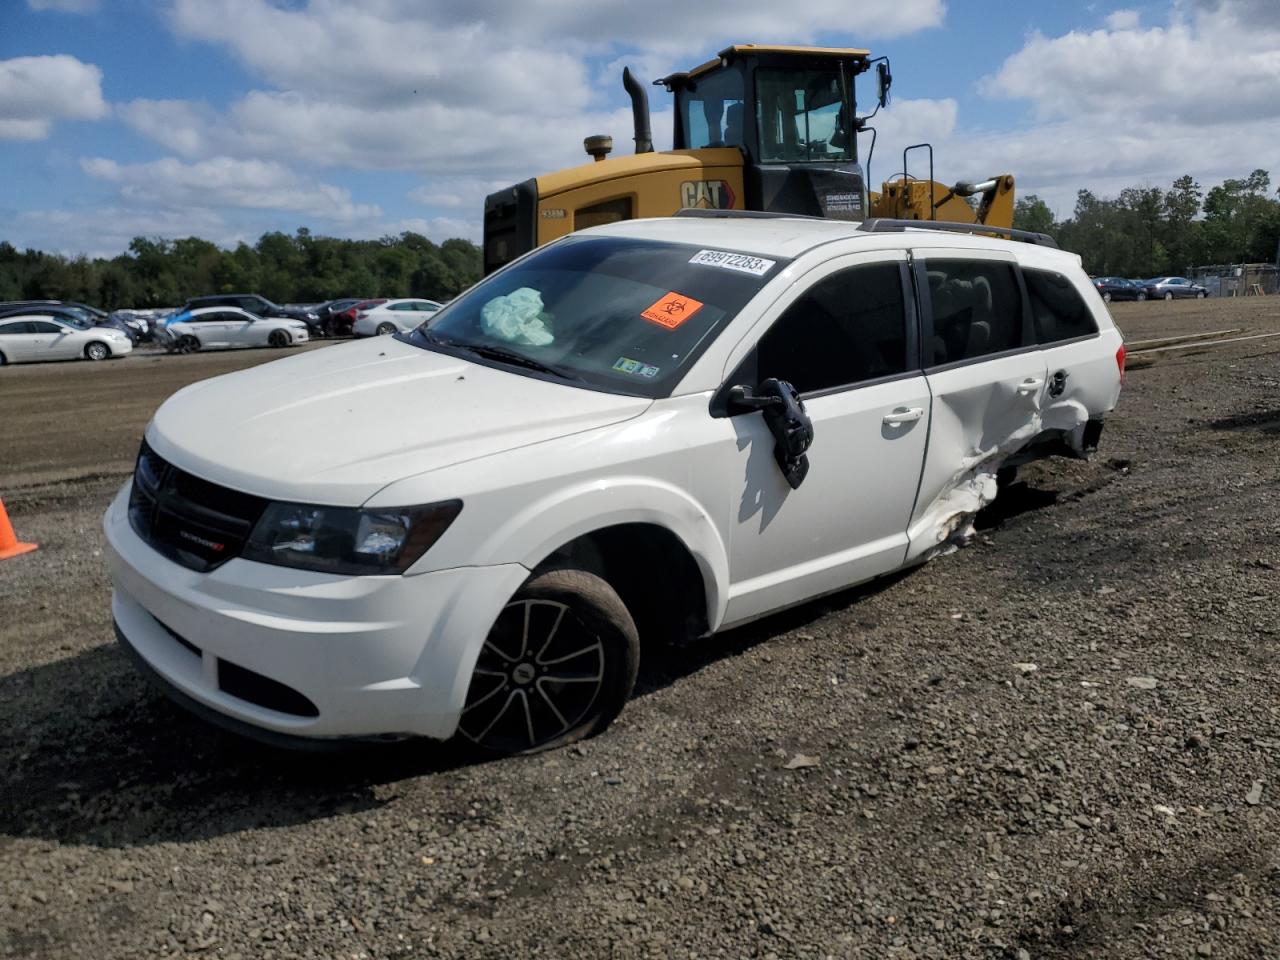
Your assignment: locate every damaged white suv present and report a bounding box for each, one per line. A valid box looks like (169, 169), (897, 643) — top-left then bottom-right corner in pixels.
(105, 215), (1124, 755)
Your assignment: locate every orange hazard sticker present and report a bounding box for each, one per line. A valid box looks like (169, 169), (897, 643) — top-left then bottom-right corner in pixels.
(642, 292), (703, 330)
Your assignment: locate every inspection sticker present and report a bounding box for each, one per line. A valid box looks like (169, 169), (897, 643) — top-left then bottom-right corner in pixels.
(641, 291), (703, 330)
(688, 249), (776, 276)
(612, 356), (660, 378)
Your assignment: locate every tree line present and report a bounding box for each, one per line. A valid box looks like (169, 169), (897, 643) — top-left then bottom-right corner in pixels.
(0, 228), (483, 310)
(4, 170), (1278, 309)
(1013, 169), (1280, 278)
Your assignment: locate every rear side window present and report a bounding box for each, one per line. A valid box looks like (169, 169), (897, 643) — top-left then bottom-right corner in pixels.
(755, 261), (909, 395)
(924, 259), (1024, 365)
(1024, 268), (1098, 344)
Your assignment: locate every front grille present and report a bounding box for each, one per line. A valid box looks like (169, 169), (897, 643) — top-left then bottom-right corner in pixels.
(128, 440), (268, 572)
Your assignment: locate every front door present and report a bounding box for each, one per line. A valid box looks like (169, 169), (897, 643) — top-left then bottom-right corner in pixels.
(719, 252), (930, 626)
(907, 249), (1047, 561)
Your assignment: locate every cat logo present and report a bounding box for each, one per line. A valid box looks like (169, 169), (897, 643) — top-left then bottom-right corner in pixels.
(679, 180), (735, 211)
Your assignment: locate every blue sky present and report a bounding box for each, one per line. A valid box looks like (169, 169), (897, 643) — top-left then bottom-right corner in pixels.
(1, 0), (1276, 257)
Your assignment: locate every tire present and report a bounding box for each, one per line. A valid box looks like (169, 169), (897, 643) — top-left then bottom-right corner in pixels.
(457, 568), (640, 756)
(1137, 292), (1147, 301)
(0, 351), (6, 366)
(1164, 291), (1174, 301)
(1102, 292), (1112, 303)
(85, 341), (110, 361)
(176, 334), (200, 354)
(1197, 290), (1206, 299)
(375, 322), (397, 336)
(268, 329), (290, 348)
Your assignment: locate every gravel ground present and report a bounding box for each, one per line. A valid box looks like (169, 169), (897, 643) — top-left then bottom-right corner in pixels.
(2, 299), (1278, 959)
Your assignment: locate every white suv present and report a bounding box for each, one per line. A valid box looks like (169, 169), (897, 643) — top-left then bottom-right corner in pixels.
(105, 216), (1124, 755)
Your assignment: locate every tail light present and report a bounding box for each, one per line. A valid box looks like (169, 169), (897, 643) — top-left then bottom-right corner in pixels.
(1116, 343), (1126, 381)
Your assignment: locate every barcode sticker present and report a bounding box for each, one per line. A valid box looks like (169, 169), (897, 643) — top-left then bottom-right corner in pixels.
(688, 249), (777, 276)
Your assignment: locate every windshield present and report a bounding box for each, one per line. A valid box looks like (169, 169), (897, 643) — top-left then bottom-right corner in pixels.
(756, 67), (853, 163)
(407, 235), (785, 397)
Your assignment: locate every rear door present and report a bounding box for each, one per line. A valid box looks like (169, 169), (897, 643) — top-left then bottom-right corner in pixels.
(0, 320), (33, 361)
(718, 251), (932, 625)
(908, 249), (1046, 561)
(1023, 265), (1123, 437)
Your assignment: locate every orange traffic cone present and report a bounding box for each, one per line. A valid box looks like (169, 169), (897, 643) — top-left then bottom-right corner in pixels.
(0, 497), (37, 560)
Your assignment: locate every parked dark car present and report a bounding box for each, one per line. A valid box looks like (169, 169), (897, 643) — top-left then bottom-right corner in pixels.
(327, 298), (387, 337)
(182, 294), (323, 334)
(1091, 277), (1147, 303)
(312, 298), (370, 337)
(1140, 277), (1208, 300)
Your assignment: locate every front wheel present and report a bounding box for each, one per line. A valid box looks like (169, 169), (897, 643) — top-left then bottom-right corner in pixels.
(268, 329), (290, 347)
(85, 341), (109, 361)
(457, 568), (640, 756)
(176, 334), (200, 354)
(1137, 292), (1147, 301)
(375, 322), (396, 336)
(1164, 291), (1174, 301)
(1102, 292), (1112, 303)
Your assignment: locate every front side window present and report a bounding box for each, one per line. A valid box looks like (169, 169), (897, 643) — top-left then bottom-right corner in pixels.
(31, 321), (64, 334)
(679, 68), (746, 150)
(754, 261), (909, 395)
(755, 68), (853, 164)
(1024, 268), (1098, 344)
(924, 260), (1024, 365)
(409, 235), (785, 398)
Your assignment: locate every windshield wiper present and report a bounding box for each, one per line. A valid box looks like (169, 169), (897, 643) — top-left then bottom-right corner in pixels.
(460, 343), (583, 381)
(418, 330), (581, 382)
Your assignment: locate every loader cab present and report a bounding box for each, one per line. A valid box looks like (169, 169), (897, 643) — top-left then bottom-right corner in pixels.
(661, 45), (876, 221)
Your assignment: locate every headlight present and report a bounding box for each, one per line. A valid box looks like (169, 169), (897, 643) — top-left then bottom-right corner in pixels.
(243, 500), (461, 575)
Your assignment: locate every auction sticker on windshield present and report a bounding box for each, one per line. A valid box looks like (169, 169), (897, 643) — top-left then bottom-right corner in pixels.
(642, 292), (703, 330)
(688, 249), (777, 276)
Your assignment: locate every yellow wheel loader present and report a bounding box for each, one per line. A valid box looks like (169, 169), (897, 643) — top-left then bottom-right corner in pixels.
(482, 44), (1015, 274)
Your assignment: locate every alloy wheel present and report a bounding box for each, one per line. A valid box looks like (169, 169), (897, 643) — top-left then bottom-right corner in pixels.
(458, 599), (606, 753)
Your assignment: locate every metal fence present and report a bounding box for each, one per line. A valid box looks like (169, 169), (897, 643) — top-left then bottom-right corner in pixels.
(1190, 263), (1279, 297)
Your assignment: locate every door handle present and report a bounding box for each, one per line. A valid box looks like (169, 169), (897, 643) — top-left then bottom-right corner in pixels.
(1017, 378), (1044, 394)
(883, 406), (925, 425)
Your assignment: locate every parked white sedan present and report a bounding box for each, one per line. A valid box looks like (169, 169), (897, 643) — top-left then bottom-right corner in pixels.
(353, 298), (442, 337)
(164, 306), (310, 353)
(0, 313), (132, 365)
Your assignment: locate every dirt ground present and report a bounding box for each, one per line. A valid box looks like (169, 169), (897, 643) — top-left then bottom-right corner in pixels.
(2, 298), (1279, 959)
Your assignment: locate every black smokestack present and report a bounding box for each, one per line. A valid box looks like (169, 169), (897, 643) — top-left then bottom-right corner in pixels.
(622, 66), (653, 154)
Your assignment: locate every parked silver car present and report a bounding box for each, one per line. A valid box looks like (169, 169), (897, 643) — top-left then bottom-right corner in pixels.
(0, 313), (132, 365)
(163, 306), (310, 353)
(1141, 277), (1208, 300)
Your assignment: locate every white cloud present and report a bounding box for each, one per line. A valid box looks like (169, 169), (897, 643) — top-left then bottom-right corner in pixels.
(0, 55), (108, 140)
(80, 156), (381, 221)
(981, 4), (1280, 124)
(963, 0), (1280, 212)
(27, 0), (99, 11)
(1104, 9), (1141, 29)
(13, 206), (241, 260)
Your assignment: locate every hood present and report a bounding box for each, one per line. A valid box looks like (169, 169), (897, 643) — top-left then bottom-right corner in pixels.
(147, 336), (651, 505)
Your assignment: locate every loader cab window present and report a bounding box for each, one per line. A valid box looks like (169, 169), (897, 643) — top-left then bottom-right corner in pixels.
(755, 68), (853, 164)
(679, 67), (746, 150)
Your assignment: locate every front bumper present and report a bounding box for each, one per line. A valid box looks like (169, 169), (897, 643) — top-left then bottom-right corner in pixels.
(104, 482), (529, 742)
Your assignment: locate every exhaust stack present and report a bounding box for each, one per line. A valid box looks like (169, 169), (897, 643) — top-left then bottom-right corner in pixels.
(622, 66), (653, 154)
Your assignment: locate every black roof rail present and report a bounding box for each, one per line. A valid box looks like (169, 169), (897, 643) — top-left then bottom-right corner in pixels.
(857, 218), (1059, 248)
